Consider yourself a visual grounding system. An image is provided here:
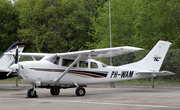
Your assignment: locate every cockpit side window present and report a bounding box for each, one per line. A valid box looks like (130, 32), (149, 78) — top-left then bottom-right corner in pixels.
(62, 59), (77, 67)
(91, 62), (98, 68)
(79, 61), (88, 68)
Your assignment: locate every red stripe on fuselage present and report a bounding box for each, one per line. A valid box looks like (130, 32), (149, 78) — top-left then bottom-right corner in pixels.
(70, 71), (103, 78)
(33, 69), (103, 78)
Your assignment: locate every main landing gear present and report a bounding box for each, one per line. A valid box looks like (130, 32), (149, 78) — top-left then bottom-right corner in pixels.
(50, 88), (60, 95)
(75, 87), (86, 96)
(26, 85), (86, 98)
(49, 87), (86, 96)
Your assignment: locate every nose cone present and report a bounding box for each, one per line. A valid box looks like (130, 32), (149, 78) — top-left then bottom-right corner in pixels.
(9, 64), (19, 71)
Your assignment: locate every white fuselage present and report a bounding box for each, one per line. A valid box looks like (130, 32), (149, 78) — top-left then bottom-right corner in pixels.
(17, 59), (151, 86)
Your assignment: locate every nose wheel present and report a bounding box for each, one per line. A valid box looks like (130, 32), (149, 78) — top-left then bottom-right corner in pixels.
(27, 88), (38, 98)
(75, 87), (86, 96)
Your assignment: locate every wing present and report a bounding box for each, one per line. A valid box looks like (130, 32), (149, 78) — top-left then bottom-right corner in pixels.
(5, 46), (144, 60)
(57, 46), (144, 59)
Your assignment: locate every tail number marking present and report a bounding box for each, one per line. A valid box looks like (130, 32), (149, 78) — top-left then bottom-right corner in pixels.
(110, 71), (118, 78)
(121, 71), (134, 78)
(110, 71), (134, 78)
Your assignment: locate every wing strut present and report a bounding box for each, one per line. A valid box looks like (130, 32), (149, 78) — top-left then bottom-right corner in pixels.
(54, 54), (82, 83)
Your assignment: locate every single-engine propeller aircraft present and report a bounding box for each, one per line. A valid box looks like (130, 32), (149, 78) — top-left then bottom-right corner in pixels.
(0, 42), (25, 79)
(6, 40), (174, 98)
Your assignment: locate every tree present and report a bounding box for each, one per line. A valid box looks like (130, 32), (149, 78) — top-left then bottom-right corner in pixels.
(15, 0), (107, 53)
(86, 0), (140, 49)
(0, 0), (19, 54)
(133, 0), (180, 49)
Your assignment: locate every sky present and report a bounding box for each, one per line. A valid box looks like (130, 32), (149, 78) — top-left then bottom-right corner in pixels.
(9, 0), (15, 4)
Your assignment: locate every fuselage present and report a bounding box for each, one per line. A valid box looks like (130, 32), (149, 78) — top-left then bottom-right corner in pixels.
(17, 58), (151, 86)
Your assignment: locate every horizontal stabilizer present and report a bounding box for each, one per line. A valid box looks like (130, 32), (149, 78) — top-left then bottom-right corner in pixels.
(137, 71), (175, 76)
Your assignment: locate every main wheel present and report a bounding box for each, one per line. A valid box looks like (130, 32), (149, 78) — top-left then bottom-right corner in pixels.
(50, 88), (60, 95)
(27, 88), (37, 98)
(75, 87), (86, 96)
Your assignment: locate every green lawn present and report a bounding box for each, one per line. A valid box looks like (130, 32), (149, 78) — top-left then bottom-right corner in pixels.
(0, 77), (27, 83)
(0, 77), (180, 84)
(116, 78), (180, 84)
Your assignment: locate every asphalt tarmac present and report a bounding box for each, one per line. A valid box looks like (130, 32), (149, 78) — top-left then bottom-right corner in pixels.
(0, 85), (180, 110)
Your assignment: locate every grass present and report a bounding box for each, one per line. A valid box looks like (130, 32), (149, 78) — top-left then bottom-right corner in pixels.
(115, 78), (180, 84)
(1, 77), (180, 85)
(0, 77), (27, 83)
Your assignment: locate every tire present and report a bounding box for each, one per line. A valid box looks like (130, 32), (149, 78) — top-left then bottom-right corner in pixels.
(27, 88), (37, 98)
(75, 87), (86, 96)
(50, 88), (60, 95)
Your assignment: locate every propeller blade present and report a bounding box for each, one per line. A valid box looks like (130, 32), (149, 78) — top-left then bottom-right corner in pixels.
(7, 70), (12, 76)
(15, 45), (18, 64)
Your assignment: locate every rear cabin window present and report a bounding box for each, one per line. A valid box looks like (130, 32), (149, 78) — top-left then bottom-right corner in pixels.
(90, 62), (98, 68)
(79, 61), (88, 68)
(102, 63), (108, 67)
(62, 59), (77, 67)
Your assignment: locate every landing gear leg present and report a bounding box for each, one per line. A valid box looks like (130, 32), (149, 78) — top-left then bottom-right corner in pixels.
(75, 87), (86, 96)
(27, 85), (38, 98)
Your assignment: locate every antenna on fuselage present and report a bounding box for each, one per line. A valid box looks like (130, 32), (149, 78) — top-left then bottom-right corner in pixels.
(78, 46), (84, 51)
(68, 47), (73, 52)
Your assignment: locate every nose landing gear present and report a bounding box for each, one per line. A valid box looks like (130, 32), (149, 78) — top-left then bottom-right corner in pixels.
(27, 85), (38, 98)
(27, 88), (38, 98)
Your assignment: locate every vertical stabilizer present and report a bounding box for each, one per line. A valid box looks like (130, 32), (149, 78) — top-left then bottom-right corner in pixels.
(120, 40), (171, 72)
(0, 42), (25, 71)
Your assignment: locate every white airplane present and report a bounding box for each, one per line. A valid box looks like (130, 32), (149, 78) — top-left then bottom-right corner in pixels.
(0, 42), (25, 79)
(6, 40), (174, 98)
